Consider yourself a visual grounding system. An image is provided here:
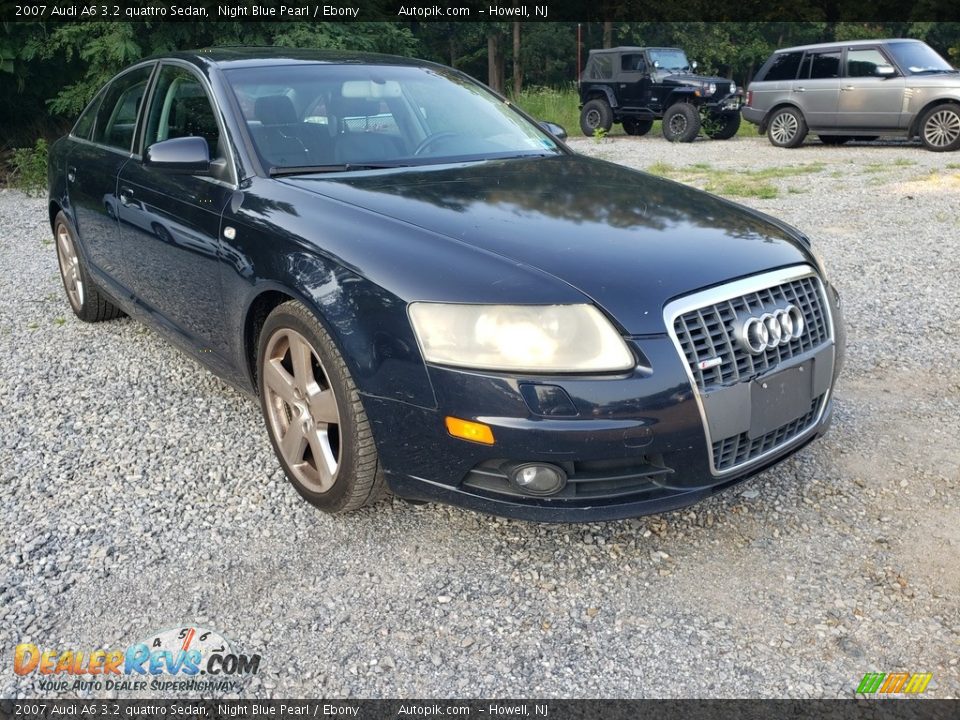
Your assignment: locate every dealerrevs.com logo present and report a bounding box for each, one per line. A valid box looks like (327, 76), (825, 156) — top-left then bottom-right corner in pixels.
(14, 626), (260, 693)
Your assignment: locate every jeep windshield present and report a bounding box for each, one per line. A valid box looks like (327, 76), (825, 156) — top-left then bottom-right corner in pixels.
(225, 64), (562, 173)
(648, 49), (691, 72)
(886, 41), (957, 75)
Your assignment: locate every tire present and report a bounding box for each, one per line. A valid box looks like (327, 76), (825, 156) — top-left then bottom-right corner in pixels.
(818, 135), (851, 145)
(579, 99), (613, 136)
(257, 300), (384, 514)
(767, 107), (808, 148)
(706, 111), (741, 140)
(622, 118), (653, 136)
(661, 103), (701, 142)
(53, 212), (124, 323)
(919, 103), (960, 152)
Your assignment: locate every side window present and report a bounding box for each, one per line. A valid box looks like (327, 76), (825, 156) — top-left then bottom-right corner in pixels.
(807, 51), (842, 79)
(588, 55), (612, 80)
(846, 48), (889, 77)
(92, 65), (154, 151)
(144, 65), (223, 160)
(72, 89), (105, 140)
(620, 54), (646, 73)
(761, 52), (803, 81)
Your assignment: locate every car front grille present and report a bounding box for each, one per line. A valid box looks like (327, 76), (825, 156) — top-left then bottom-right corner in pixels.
(712, 394), (824, 471)
(673, 275), (829, 392)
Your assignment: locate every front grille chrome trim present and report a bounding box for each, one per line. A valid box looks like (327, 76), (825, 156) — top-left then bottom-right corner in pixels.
(664, 265), (835, 477)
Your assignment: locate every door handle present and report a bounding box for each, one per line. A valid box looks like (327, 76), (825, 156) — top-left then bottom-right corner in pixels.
(67, 167), (77, 183)
(119, 187), (135, 206)
(841, 85), (855, 91)
(793, 86), (806, 92)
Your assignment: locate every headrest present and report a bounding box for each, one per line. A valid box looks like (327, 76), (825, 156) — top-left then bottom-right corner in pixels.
(255, 95), (298, 125)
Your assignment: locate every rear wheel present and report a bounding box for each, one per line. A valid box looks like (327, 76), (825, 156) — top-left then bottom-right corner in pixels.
(661, 103), (701, 142)
(622, 118), (654, 136)
(579, 99), (613, 136)
(767, 107), (807, 148)
(53, 212), (124, 322)
(258, 300), (384, 514)
(919, 104), (960, 152)
(705, 111), (741, 140)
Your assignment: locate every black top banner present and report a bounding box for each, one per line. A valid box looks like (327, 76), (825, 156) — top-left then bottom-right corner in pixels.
(2, 700), (960, 720)
(4, 0), (960, 23)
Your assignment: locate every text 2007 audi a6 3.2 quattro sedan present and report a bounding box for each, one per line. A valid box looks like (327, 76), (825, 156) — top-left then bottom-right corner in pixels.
(48, 49), (845, 522)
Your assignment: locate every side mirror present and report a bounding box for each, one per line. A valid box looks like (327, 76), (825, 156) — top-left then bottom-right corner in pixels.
(144, 136), (210, 175)
(692, 60), (699, 70)
(539, 121), (568, 141)
(653, 60), (661, 69)
(875, 64), (896, 78)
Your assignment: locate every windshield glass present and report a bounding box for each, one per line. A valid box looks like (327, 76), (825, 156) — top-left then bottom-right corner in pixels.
(647, 49), (691, 72)
(886, 41), (955, 74)
(224, 64), (560, 172)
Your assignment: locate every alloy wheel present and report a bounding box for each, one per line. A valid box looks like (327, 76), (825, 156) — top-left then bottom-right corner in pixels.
(55, 223), (84, 311)
(770, 113), (798, 145)
(262, 328), (341, 493)
(923, 109), (960, 149)
(669, 115), (688, 135)
(584, 109), (601, 129)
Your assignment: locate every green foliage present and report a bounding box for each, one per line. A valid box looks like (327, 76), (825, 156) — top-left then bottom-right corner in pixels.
(9, 138), (48, 196)
(511, 85), (581, 135)
(592, 126), (608, 143)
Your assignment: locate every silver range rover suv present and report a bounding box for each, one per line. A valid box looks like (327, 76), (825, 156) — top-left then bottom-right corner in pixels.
(743, 38), (960, 151)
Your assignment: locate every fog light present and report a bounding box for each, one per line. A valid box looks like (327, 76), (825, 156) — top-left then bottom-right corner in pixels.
(509, 463), (567, 496)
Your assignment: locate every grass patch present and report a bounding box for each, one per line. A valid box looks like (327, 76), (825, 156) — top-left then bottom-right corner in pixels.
(645, 161), (825, 199)
(53, 317), (66, 326)
(947, 163), (960, 170)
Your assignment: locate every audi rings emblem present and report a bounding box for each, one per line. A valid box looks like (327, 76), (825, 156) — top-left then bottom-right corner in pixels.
(736, 305), (805, 355)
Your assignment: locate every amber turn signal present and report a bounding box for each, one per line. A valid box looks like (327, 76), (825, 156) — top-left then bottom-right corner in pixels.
(445, 417), (495, 445)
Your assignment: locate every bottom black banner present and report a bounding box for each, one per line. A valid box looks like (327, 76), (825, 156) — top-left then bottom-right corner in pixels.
(1, 700), (958, 720)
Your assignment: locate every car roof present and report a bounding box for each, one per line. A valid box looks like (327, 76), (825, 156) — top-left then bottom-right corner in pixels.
(151, 47), (443, 70)
(774, 38), (924, 53)
(588, 47), (681, 55)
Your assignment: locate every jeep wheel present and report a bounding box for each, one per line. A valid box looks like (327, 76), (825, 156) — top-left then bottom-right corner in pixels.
(662, 104), (701, 143)
(580, 99), (613, 136)
(818, 135), (851, 145)
(706, 111), (741, 140)
(767, 107), (808, 148)
(919, 103), (960, 152)
(623, 118), (654, 136)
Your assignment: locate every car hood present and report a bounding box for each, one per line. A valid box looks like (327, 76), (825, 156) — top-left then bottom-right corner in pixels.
(280, 155), (816, 335)
(660, 72), (733, 88)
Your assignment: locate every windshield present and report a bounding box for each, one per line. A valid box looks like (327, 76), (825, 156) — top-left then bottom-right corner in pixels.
(224, 64), (560, 173)
(886, 41), (955, 75)
(647, 49), (691, 72)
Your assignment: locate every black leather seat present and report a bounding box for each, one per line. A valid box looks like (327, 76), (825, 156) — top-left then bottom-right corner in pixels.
(250, 95), (334, 168)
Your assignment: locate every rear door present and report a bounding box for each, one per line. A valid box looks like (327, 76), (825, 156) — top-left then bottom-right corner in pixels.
(837, 46), (906, 129)
(67, 63), (155, 290)
(116, 62), (235, 356)
(794, 49), (842, 129)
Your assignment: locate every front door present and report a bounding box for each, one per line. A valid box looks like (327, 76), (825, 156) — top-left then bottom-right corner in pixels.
(116, 63), (235, 357)
(838, 47), (907, 129)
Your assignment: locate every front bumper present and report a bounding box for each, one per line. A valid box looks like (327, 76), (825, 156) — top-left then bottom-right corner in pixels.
(362, 278), (844, 523)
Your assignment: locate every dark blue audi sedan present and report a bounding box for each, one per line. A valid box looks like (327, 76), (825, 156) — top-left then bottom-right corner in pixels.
(48, 49), (844, 522)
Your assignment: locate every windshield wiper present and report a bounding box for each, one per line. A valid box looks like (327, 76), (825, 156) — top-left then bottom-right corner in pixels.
(269, 162), (410, 177)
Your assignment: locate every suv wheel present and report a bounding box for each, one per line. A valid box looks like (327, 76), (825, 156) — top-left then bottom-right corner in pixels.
(767, 107), (807, 148)
(623, 118), (654, 136)
(579, 99), (613, 136)
(919, 104), (960, 152)
(705, 111), (741, 140)
(662, 103), (701, 142)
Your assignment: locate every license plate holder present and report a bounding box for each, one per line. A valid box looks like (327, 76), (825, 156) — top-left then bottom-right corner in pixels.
(749, 361), (814, 439)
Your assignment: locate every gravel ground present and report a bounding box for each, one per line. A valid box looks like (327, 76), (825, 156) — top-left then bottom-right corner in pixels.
(1, 134), (958, 700)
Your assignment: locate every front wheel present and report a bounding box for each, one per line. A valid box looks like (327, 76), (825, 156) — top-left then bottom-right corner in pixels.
(706, 111), (741, 140)
(919, 104), (960, 152)
(662, 103), (701, 142)
(579, 99), (613, 136)
(622, 118), (654, 136)
(258, 300), (384, 514)
(767, 107), (808, 148)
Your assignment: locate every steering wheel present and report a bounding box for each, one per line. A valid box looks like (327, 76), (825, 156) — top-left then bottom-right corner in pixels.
(413, 132), (460, 156)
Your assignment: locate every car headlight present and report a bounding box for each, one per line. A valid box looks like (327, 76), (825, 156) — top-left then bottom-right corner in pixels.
(729, 82), (737, 95)
(706, 82), (717, 95)
(408, 303), (635, 373)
